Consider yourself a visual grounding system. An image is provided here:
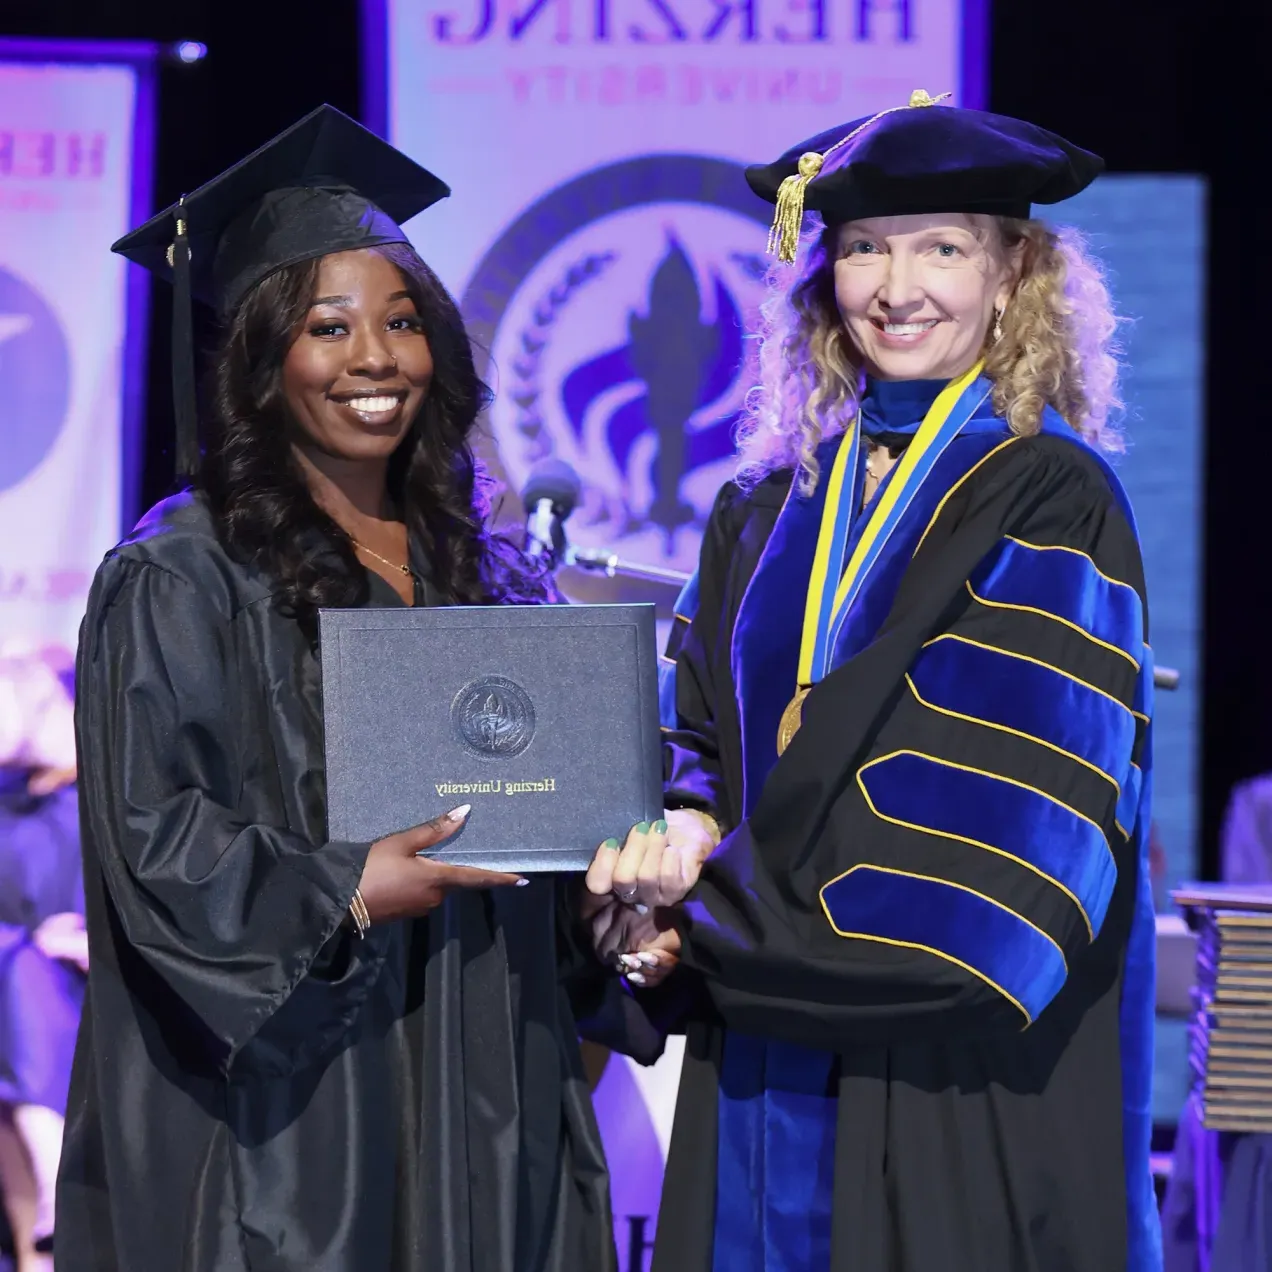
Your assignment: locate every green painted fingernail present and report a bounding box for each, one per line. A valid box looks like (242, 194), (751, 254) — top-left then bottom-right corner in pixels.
(635, 821), (651, 835)
(652, 818), (668, 834)
(602, 838), (620, 850)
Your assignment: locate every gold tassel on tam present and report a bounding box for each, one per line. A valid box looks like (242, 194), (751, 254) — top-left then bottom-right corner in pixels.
(764, 89), (952, 265)
(767, 151), (824, 263)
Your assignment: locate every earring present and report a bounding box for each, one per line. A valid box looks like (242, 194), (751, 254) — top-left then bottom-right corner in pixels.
(992, 306), (1004, 344)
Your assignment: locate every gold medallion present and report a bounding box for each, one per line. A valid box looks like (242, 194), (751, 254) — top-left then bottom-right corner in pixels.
(777, 686), (811, 755)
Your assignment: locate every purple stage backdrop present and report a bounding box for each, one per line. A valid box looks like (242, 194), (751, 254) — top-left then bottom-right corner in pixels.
(370, 4), (985, 1266)
(0, 39), (154, 660)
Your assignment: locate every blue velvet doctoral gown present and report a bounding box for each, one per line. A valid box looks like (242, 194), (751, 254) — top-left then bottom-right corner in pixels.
(655, 380), (1160, 1272)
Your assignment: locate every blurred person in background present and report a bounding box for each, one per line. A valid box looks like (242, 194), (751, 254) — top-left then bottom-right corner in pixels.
(0, 644), (87, 1272)
(1214, 774), (1272, 886)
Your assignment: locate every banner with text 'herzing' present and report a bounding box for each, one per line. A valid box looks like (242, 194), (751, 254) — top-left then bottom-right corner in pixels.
(0, 46), (150, 661)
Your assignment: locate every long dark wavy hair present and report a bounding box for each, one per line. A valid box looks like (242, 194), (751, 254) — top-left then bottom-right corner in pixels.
(197, 242), (549, 628)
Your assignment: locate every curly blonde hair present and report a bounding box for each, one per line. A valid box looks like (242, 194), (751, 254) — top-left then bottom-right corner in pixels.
(735, 217), (1124, 494)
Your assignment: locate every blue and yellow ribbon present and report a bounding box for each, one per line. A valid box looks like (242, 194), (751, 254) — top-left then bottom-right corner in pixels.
(777, 363), (992, 752)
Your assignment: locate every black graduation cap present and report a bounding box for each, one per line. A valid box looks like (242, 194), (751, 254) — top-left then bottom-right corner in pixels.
(113, 104), (450, 474)
(747, 90), (1102, 263)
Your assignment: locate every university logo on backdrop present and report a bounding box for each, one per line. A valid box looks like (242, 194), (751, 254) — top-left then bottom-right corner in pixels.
(433, 0), (944, 576)
(463, 154), (773, 575)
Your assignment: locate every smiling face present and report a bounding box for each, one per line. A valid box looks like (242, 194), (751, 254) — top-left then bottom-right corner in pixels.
(832, 212), (1019, 382)
(281, 248), (433, 466)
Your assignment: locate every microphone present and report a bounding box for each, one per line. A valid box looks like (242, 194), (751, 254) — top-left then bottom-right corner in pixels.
(566, 546), (691, 587)
(521, 459), (582, 564)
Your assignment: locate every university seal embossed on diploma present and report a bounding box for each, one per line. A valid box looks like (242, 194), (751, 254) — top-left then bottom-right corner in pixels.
(451, 675), (536, 758)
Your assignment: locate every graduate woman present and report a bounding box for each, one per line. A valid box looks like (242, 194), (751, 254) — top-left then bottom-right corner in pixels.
(588, 93), (1162, 1271)
(58, 107), (615, 1272)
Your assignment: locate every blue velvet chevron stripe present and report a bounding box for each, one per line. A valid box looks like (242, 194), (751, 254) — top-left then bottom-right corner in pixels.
(969, 536), (1144, 668)
(909, 635), (1138, 799)
(819, 865), (1068, 1024)
(858, 750), (1117, 938)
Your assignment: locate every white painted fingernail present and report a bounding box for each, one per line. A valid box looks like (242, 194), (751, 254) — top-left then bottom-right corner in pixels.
(626, 972), (647, 986)
(447, 804), (472, 822)
(619, 954), (641, 970)
(634, 903), (649, 916)
(515, 878), (530, 887)
(637, 952), (659, 967)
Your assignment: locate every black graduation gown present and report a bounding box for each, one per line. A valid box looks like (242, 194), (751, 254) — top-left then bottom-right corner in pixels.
(655, 420), (1160, 1272)
(56, 492), (615, 1272)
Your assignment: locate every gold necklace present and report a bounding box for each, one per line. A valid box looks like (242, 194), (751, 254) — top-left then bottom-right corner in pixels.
(351, 539), (411, 577)
(864, 439), (889, 477)
(862, 441), (888, 503)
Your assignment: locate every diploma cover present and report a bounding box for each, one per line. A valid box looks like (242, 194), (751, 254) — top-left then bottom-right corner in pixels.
(319, 603), (663, 871)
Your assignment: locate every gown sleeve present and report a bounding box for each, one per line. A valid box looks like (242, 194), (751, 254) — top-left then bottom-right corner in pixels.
(677, 436), (1150, 1049)
(77, 555), (379, 1075)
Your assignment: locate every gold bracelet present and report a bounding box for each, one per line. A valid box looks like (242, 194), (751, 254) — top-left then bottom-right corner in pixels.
(348, 888), (371, 938)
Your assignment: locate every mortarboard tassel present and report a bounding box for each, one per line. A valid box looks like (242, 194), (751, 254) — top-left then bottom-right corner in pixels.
(167, 197), (199, 478)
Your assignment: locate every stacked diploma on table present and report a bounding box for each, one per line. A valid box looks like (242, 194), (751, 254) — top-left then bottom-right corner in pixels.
(1173, 883), (1272, 1132)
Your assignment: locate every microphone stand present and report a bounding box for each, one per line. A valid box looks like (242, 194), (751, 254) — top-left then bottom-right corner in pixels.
(564, 546), (692, 589)
(562, 544), (1181, 691)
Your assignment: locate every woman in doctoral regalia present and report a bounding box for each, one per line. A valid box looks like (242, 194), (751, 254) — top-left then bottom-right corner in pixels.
(57, 107), (617, 1272)
(587, 92), (1162, 1271)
